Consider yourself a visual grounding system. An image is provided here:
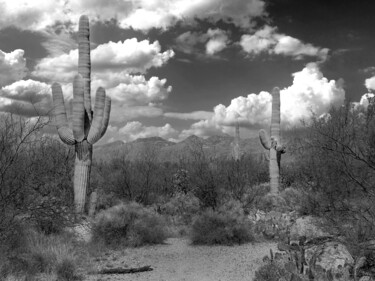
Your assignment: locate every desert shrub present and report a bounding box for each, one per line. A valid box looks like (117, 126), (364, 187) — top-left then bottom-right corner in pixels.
(254, 251), (308, 281)
(279, 187), (304, 212)
(92, 202), (168, 247)
(256, 193), (288, 212)
(159, 192), (200, 225)
(0, 228), (81, 281)
(190, 199), (254, 245)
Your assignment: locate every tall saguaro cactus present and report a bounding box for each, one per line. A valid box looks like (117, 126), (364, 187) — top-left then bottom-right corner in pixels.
(51, 15), (111, 213)
(233, 119), (240, 161)
(259, 87), (285, 194)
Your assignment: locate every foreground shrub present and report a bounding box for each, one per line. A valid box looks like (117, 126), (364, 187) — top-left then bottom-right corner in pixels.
(254, 251), (308, 281)
(190, 199), (254, 245)
(92, 202), (168, 247)
(0, 227), (82, 281)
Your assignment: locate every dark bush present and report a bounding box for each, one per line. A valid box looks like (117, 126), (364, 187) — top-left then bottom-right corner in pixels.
(92, 202), (168, 247)
(190, 200), (254, 245)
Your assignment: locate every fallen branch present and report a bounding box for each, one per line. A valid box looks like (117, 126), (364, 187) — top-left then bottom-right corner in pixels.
(94, 265), (153, 274)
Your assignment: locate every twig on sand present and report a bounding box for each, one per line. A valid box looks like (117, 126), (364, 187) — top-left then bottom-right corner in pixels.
(91, 265), (153, 275)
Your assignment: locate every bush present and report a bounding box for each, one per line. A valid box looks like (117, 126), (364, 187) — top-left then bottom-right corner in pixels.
(0, 228), (82, 281)
(92, 202), (168, 247)
(190, 199), (254, 245)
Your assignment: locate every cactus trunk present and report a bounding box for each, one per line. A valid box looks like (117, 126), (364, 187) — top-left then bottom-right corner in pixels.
(233, 120), (240, 161)
(73, 140), (92, 213)
(259, 87), (285, 194)
(270, 87), (281, 194)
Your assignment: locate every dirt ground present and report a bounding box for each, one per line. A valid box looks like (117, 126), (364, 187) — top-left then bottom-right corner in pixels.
(84, 238), (277, 281)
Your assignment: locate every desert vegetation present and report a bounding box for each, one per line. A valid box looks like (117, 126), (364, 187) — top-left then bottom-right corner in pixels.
(1, 11), (375, 281)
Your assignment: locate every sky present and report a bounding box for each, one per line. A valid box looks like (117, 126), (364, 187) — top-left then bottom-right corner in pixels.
(0, 0), (375, 143)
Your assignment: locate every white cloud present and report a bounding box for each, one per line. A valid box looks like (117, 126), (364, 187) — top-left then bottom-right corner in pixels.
(240, 25), (329, 60)
(0, 0), (266, 32)
(107, 76), (172, 105)
(0, 79), (52, 116)
(118, 121), (179, 142)
(365, 76), (375, 90)
(0, 49), (27, 86)
(353, 93), (375, 110)
(181, 62), (345, 138)
(118, 0), (266, 31)
(205, 28), (230, 55)
(175, 31), (208, 55)
(164, 111), (213, 120)
(33, 39), (174, 83)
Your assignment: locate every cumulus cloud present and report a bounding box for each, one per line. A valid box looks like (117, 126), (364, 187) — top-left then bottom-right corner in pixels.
(118, 121), (179, 142)
(181, 63), (345, 138)
(356, 93), (375, 110)
(107, 76), (172, 105)
(33, 39), (174, 82)
(164, 111), (214, 120)
(240, 25), (329, 60)
(31, 38), (174, 121)
(0, 79), (52, 116)
(175, 31), (208, 55)
(365, 76), (375, 91)
(205, 29), (230, 55)
(0, 0), (265, 32)
(175, 28), (229, 57)
(0, 49), (27, 86)
(118, 0), (266, 31)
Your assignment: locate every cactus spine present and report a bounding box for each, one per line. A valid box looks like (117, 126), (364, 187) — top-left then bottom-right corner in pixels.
(259, 87), (285, 194)
(51, 15), (111, 213)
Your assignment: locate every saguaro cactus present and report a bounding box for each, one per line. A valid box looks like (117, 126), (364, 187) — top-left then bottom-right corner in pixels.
(233, 119), (240, 161)
(259, 87), (285, 194)
(51, 15), (111, 213)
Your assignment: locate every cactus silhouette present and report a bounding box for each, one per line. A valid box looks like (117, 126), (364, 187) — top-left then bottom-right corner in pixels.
(259, 87), (285, 194)
(51, 15), (111, 213)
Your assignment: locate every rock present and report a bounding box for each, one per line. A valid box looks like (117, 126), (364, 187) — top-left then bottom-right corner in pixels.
(290, 216), (330, 242)
(308, 241), (354, 281)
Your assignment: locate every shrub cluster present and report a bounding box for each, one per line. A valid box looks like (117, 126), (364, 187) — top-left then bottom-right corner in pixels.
(0, 225), (81, 281)
(190, 199), (254, 245)
(92, 201), (168, 247)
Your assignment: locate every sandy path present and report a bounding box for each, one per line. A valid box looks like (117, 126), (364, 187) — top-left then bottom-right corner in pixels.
(85, 238), (276, 281)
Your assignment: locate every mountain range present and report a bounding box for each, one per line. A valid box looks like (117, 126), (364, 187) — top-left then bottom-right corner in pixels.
(93, 134), (268, 163)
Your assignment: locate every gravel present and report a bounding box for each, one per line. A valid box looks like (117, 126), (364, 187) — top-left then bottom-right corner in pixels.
(84, 238), (277, 281)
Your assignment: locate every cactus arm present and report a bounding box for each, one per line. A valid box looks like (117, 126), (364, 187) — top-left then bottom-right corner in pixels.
(72, 75), (85, 142)
(99, 96), (111, 138)
(51, 83), (75, 145)
(259, 129), (271, 150)
(87, 87), (106, 144)
(78, 15), (92, 123)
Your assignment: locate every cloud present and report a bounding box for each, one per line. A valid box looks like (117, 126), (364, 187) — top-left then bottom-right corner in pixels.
(205, 29), (230, 55)
(181, 62), (345, 138)
(33, 39), (174, 82)
(365, 76), (375, 90)
(117, 0), (266, 31)
(0, 79), (52, 116)
(105, 75), (172, 105)
(353, 93), (375, 110)
(240, 25), (329, 60)
(118, 121), (179, 142)
(175, 31), (208, 55)
(175, 28), (229, 57)
(0, 49), (27, 86)
(164, 111), (214, 120)
(0, 0), (266, 32)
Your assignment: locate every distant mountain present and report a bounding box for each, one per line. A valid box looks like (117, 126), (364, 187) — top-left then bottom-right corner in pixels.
(93, 134), (268, 163)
